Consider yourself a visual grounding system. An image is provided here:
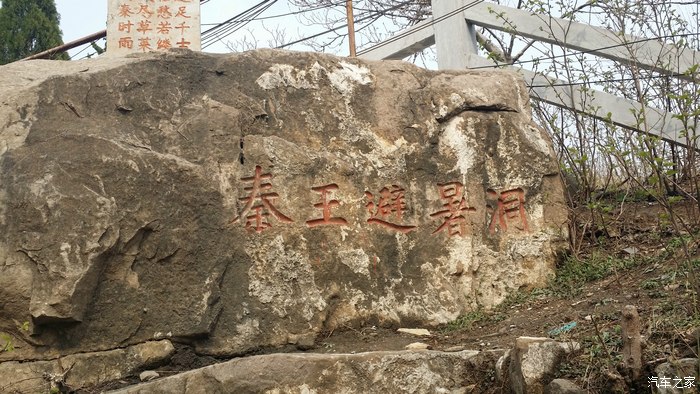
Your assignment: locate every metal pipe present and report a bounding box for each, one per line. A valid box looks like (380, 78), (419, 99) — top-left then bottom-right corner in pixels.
(346, 0), (357, 57)
(22, 29), (107, 61)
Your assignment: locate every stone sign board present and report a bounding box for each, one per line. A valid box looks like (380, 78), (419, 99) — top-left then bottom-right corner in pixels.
(107, 0), (201, 55)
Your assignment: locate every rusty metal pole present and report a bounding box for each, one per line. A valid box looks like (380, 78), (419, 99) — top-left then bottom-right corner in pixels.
(346, 0), (357, 57)
(22, 30), (107, 61)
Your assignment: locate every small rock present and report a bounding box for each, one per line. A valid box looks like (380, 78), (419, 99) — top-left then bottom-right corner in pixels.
(654, 358), (699, 394)
(405, 342), (431, 351)
(509, 337), (581, 394)
(584, 315), (592, 321)
(495, 350), (511, 385)
(139, 370), (160, 382)
(545, 378), (585, 394)
(444, 345), (465, 352)
(397, 328), (431, 337)
(297, 336), (316, 350)
(622, 247), (639, 255)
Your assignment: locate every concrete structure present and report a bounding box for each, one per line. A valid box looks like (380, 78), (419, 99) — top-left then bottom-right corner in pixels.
(359, 0), (700, 148)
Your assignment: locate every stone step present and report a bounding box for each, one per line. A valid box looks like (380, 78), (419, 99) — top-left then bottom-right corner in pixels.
(107, 349), (502, 394)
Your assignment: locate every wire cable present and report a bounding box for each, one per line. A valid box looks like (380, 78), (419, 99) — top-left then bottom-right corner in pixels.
(201, 0), (347, 25)
(275, 0), (422, 49)
(69, 42), (94, 60)
(466, 32), (700, 71)
(529, 72), (693, 88)
(201, 0), (277, 49)
(202, 1), (274, 46)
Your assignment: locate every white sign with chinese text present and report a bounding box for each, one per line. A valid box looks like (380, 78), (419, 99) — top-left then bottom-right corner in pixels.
(107, 0), (201, 55)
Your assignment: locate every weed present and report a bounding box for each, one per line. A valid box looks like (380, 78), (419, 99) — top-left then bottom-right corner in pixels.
(496, 289), (532, 309)
(549, 253), (642, 297)
(444, 310), (487, 331)
(0, 332), (13, 352)
(641, 278), (660, 290)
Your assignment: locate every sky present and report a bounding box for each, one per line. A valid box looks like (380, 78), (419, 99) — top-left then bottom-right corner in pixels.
(54, 0), (331, 59)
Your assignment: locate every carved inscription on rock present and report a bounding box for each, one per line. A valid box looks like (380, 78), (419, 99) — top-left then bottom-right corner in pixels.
(230, 166), (531, 237)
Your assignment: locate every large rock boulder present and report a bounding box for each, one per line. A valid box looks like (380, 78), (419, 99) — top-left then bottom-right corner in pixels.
(0, 50), (568, 361)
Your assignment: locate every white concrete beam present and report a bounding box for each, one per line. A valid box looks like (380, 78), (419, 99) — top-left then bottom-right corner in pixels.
(433, 0), (478, 70)
(357, 17), (435, 61)
(464, 2), (700, 79)
(357, 0), (697, 148)
(466, 57), (695, 148)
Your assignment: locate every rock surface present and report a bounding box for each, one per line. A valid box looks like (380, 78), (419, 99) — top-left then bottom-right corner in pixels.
(506, 337), (580, 394)
(0, 49), (568, 363)
(654, 358), (698, 394)
(139, 370), (160, 382)
(398, 328), (432, 336)
(107, 350), (496, 394)
(545, 378), (585, 394)
(0, 340), (173, 393)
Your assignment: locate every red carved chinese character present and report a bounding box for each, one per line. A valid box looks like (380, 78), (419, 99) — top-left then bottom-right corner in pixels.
(306, 184), (348, 228)
(136, 20), (153, 35)
(157, 6), (172, 18)
(138, 37), (152, 52)
(233, 166), (293, 233)
(157, 38), (172, 49)
(118, 36), (134, 49)
(176, 38), (191, 48)
(430, 182), (475, 237)
(118, 21), (134, 33)
(175, 21), (190, 34)
(365, 185), (416, 233)
(157, 21), (172, 34)
(137, 4), (154, 18)
(118, 4), (133, 17)
(175, 6), (191, 18)
(487, 188), (529, 234)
